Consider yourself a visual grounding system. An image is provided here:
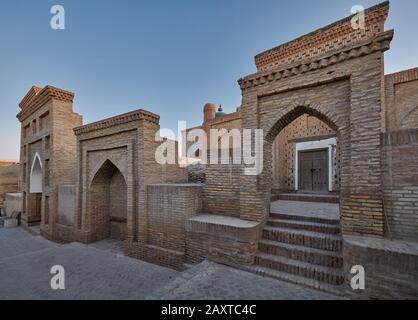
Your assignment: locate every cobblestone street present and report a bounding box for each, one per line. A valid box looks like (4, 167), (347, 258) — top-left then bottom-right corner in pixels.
(0, 227), (341, 300)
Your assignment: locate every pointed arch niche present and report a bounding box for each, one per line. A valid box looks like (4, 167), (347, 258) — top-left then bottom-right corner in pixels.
(30, 153), (43, 194)
(88, 159), (128, 241)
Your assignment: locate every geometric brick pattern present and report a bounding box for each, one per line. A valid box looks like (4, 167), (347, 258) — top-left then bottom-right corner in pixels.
(255, 2), (389, 72)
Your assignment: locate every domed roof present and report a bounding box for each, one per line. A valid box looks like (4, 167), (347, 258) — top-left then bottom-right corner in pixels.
(215, 105), (226, 118)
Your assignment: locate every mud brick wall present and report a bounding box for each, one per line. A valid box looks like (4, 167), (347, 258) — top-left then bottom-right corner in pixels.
(140, 183), (203, 270)
(341, 195), (384, 237)
(185, 233), (258, 265)
(0, 163), (20, 204)
(185, 217), (261, 266)
(202, 162), (241, 217)
(382, 68), (418, 242)
(147, 184), (202, 251)
(384, 68), (418, 132)
(343, 236), (418, 299)
(382, 129), (418, 241)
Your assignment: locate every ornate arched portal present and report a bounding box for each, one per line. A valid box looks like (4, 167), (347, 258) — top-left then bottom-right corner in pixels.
(88, 159), (128, 241)
(238, 27), (393, 237)
(263, 103), (348, 200)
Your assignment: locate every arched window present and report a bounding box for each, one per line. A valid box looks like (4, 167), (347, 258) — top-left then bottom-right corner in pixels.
(30, 153), (43, 193)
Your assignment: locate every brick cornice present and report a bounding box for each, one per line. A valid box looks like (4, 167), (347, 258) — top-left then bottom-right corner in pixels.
(17, 85), (75, 122)
(238, 30), (393, 91)
(255, 2), (389, 72)
(74, 109), (160, 135)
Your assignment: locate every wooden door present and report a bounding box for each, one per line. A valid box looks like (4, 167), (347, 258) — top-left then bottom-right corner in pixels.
(35, 193), (42, 220)
(299, 150), (328, 192)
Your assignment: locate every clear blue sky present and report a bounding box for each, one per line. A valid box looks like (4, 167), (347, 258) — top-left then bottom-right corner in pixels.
(1, 0), (417, 160)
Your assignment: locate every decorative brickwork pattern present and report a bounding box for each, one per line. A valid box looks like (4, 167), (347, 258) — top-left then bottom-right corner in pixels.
(255, 2), (389, 72)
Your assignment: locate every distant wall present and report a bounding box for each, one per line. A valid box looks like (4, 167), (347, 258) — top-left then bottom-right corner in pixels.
(0, 163), (20, 205)
(203, 162), (240, 217)
(57, 185), (76, 226)
(4, 193), (22, 217)
(382, 68), (418, 242)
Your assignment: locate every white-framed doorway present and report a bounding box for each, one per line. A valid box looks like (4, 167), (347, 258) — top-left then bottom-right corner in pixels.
(294, 138), (336, 192)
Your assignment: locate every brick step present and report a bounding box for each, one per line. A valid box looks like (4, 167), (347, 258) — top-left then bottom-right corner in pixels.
(263, 226), (342, 252)
(255, 253), (344, 286)
(239, 264), (345, 297)
(267, 218), (341, 235)
(258, 240), (343, 268)
(269, 212), (340, 225)
(276, 193), (340, 204)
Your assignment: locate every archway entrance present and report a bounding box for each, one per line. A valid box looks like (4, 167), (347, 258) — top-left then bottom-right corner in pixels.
(271, 113), (341, 198)
(29, 153), (43, 223)
(252, 106), (345, 289)
(88, 160), (127, 242)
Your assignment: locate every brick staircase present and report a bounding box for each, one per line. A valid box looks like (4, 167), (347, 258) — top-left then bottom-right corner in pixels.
(241, 208), (345, 296)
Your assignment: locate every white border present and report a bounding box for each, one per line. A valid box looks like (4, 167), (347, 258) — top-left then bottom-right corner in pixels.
(295, 138), (336, 192)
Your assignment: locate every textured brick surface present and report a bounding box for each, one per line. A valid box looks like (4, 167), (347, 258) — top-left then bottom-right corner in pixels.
(382, 68), (418, 242)
(343, 235), (418, 299)
(73, 110), (187, 253)
(17, 86), (83, 236)
(254, 2), (388, 72)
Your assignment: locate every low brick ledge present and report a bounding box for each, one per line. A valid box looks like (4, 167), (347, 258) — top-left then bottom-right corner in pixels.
(343, 235), (418, 256)
(186, 214), (263, 242)
(343, 235), (418, 299)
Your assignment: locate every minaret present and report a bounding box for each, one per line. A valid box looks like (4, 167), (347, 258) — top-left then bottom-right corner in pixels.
(203, 103), (216, 123)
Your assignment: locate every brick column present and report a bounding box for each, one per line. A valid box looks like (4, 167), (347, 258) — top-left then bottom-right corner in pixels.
(341, 51), (385, 237)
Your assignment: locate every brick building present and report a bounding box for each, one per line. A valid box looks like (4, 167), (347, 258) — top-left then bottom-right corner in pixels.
(15, 1), (418, 299)
(17, 86), (82, 236)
